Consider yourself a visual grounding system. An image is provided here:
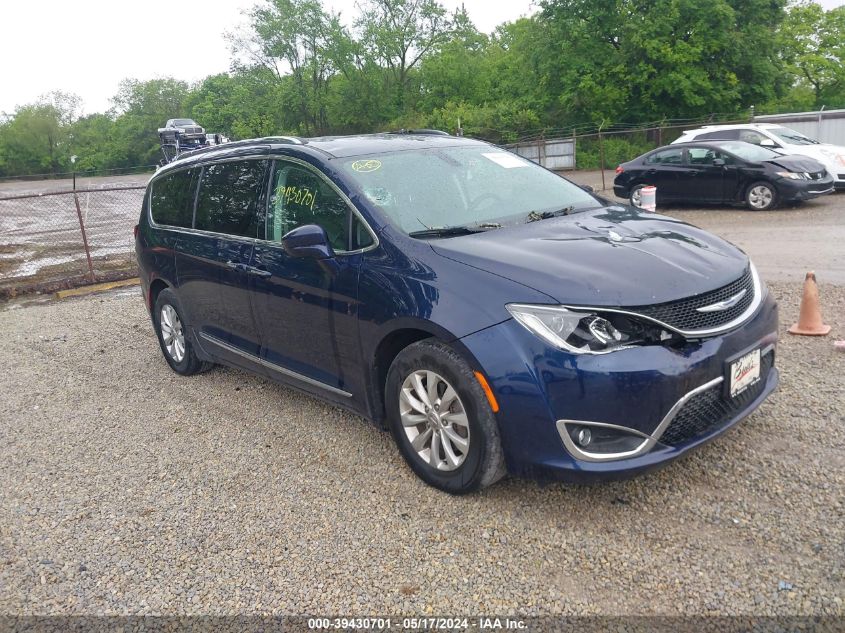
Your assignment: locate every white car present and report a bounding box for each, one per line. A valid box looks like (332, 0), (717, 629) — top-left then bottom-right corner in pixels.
(673, 124), (845, 190)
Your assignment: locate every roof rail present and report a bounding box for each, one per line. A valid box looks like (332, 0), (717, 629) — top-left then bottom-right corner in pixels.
(171, 136), (305, 162)
(386, 129), (451, 136)
(263, 136), (305, 145)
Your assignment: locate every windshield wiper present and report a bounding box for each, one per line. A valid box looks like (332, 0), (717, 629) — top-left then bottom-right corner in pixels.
(408, 226), (483, 239)
(527, 206), (575, 222)
(408, 222), (503, 239)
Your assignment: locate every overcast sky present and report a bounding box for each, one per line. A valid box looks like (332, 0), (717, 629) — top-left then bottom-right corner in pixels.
(2, 0), (843, 117)
(0, 0), (536, 116)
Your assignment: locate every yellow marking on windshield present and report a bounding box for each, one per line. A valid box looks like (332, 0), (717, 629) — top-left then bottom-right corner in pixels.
(351, 159), (382, 172)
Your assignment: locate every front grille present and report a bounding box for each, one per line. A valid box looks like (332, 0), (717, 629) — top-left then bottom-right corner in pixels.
(626, 267), (755, 332)
(659, 351), (774, 447)
(838, 173), (845, 180)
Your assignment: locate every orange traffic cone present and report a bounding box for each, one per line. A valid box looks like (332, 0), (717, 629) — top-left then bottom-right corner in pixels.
(788, 271), (831, 336)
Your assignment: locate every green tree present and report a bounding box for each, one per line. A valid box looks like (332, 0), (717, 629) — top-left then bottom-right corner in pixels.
(184, 70), (287, 139)
(67, 114), (119, 171)
(0, 104), (66, 175)
(356, 0), (455, 114)
(418, 8), (492, 113)
(108, 78), (191, 166)
(777, 1), (845, 107)
(538, 0), (787, 123)
(232, 0), (345, 135)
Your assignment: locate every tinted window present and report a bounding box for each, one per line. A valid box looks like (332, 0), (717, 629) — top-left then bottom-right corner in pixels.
(645, 148), (684, 165)
(267, 161), (370, 251)
(736, 129), (767, 145)
(195, 160), (267, 238)
(149, 169), (198, 228)
(687, 147), (732, 165)
(696, 130), (741, 141)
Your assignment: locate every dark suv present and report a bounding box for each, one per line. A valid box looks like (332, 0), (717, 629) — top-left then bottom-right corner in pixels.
(158, 119), (206, 146)
(136, 133), (779, 494)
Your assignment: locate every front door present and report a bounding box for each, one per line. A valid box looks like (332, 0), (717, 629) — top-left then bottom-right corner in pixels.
(175, 158), (268, 364)
(684, 147), (726, 202)
(249, 159), (372, 397)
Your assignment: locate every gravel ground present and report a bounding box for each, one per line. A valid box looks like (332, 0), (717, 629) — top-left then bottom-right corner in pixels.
(0, 280), (843, 618)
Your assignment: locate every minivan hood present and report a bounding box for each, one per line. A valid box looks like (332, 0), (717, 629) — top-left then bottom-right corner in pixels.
(430, 206), (748, 306)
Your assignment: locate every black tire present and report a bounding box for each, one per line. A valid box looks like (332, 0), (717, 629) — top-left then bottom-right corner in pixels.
(629, 183), (646, 207)
(385, 339), (506, 494)
(745, 181), (778, 210)
(152, 288), (212, 376)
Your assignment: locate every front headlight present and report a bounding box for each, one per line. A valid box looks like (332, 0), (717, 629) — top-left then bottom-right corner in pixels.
(775, 171), (805, 180)
(506, 304), (676, 354)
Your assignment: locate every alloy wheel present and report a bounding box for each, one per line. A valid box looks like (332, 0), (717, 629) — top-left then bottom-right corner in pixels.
(631, 187), (642, 207)
(399, 370), (471, 471)
(160, 304), (186, 363)
(748, 185), (773, 210)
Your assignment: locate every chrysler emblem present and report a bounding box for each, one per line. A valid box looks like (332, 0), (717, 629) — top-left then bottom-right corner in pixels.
(696, 289), (747, 313)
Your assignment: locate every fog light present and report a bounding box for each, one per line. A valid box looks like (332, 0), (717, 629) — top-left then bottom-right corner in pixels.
(560, 421), (650, 459)
(577, 428), (592, 446)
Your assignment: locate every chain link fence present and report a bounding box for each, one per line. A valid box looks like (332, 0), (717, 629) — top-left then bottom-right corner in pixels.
(500, 115), (752, 189)
(0, 183), (146, 298)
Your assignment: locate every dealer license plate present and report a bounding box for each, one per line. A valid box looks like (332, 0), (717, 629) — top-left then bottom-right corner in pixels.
(729, 349), (761, 398)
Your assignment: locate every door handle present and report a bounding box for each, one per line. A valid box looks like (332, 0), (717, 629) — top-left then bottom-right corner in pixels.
(247, 267), (272, 278)
(225, 260), (249, 273)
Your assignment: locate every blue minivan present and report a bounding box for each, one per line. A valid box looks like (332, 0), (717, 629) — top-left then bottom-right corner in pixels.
(135, 132), (779, 494)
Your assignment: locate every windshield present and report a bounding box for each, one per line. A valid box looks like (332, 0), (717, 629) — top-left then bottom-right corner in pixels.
(769, 126), (819, 146)
(713, 141), (783, 162)
(172, 119), (195, 126)
(337, 146), (600, 234)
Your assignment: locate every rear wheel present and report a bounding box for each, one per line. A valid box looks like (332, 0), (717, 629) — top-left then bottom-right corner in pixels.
(386, 340), (506, 494)
(745, 181), (777, 210)
(153, 288), (211, 376)
(629, 184), (646, 207)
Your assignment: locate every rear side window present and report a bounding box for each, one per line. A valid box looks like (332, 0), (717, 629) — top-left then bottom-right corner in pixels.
(195, 160), (268, 238)
(645, 148), (684, 165)
(149, 169), (198, 228)
(695, 130), (741, 141)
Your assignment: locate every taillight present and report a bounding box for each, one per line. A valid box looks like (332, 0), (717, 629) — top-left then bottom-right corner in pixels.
(134, 224), (139, 239)
(615, 165), (624, 174)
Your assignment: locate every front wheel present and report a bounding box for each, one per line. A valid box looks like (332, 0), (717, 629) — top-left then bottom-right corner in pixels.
(386, 340), (506, 494)
(745, 181), (778, 210)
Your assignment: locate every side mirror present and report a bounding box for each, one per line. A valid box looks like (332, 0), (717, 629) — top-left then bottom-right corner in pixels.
(759, 138), (777, 148)
(712, 158), (726, 167)
(281, 224), (335, 260)
(580, 184), (595, 192)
